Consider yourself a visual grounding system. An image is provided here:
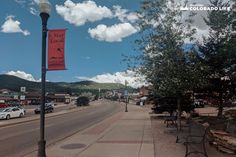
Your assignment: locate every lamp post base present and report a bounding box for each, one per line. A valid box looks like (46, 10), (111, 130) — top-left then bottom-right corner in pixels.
(38, 140), (46, 157)
(125, 103), (128, 112)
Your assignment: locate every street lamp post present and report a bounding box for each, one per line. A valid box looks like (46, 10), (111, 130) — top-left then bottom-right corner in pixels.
(98, 88), (101, 99)
(125, 96), (128, 112)
(125, 80), (128, 112)
(38, 1), (51, 157)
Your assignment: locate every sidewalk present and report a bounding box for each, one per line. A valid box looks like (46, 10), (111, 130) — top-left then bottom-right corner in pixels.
(150, 113), (233, 157)
(24, 103), (154, 157)
(22, 102), (232, 157)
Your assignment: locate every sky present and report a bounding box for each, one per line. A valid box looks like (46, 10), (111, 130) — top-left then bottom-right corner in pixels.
(0, 0), (147, 88)
(1, 0), (229, 88)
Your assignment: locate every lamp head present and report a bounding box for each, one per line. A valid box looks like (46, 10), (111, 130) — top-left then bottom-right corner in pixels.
(39, 0), (51, 15)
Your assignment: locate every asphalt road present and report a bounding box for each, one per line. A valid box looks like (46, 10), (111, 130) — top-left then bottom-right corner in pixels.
(0, 100), (122, 157)
(23, 103), (75, 117)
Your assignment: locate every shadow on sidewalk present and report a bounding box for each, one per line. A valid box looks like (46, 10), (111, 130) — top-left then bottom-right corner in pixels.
(150, 114), (233, 157)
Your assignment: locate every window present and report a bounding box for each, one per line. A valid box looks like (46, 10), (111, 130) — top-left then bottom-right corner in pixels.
(12, 108), (19, 111)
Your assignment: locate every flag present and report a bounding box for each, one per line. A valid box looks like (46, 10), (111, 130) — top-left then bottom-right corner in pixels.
(48, 29), (66, 71)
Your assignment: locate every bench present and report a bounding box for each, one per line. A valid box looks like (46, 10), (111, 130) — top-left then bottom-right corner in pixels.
(176, 119), (210, 157)
(164, 115), (177, 128)
(164, 112), (178, 128)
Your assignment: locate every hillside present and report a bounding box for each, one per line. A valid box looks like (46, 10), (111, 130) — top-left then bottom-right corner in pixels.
(0, 74), (132, 93)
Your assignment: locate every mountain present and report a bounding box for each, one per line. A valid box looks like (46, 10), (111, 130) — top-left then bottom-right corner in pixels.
(0, 74), (41, 91)
(0, 74), (132, 93)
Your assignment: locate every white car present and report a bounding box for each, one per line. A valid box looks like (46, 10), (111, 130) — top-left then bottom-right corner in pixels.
(0, 107), (25, 120)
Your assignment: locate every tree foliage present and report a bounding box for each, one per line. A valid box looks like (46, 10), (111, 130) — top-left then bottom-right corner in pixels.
(136, 0), (203, 97)
(198, 0), (236, 116)
(135, 0), (206, 129)
(134, 0), (236, 118)
(76, 96), (90, 106)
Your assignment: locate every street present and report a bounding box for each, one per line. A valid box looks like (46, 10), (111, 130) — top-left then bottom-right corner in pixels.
(23, 103), (76, 117)
(0, 100), (122, 157)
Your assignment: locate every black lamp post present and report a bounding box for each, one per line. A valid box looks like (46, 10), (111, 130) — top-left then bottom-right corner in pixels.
(38, 1), (51, 157)
(125, 80), (128, 112)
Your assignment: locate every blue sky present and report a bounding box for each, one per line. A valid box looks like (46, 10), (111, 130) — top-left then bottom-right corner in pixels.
(0, 0), (145, 87)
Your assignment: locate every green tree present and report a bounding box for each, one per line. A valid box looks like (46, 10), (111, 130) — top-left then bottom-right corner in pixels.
(198, 0), (236, 117)
(76, 96), (90, 106)
(135, 0), (204, 129)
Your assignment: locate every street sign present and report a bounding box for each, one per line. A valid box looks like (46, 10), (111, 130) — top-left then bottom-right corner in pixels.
(20, 95), (25, 100)
(124, 90), (128, 96)
(20, 87), (26, 92)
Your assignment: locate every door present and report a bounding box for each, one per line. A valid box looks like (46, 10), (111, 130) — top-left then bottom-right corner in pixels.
(12, 108), (20, 117)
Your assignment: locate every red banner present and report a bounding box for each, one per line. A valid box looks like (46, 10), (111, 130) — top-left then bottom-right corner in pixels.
(48, 29), (66, 71)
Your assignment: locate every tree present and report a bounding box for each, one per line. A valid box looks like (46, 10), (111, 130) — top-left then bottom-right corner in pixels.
(198, 0), (236, 117)
(80, 92), (94, 101)
(76, 96), (90, 106)
(135, 0), (204, 129)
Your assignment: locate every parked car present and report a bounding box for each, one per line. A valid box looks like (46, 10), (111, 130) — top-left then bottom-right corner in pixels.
(34, 103), (54, 114)
(0, 107), (25, 120)
(152, 97), (195, 114)
(193, 99), (205, 108)
(0, 103), (10, 108)
(17, 106), (26, 114)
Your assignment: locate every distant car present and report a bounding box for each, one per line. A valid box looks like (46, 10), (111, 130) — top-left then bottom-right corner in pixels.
(0, 107), (25, 120)
(34, 103), (54, 114)
(193, 99), (205, 108)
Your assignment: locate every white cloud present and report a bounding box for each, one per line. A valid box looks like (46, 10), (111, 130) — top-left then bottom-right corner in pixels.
(84, 56), (91, 60)
(15, 0), (26, 5)
(33, 0), (39, 4)
(6, 71), (40, 82)
(88, 23), (138, 42)
(29, 7), (38, 15)
(76, 70), (148, 88)
(15, 0), (39, 5)
(15, 0), (39, 15)
(1, 16), (30, 36)
(193, 27), (210, 42)
(55, 1), (140, 42)
(56, 0), (113, 26)
(113, 5), (139, 23)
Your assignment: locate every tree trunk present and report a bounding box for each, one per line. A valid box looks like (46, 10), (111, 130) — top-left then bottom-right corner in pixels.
(217, 91), (223, 117)
(177, 97), (182, 131)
